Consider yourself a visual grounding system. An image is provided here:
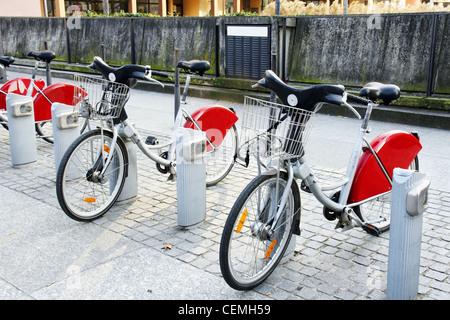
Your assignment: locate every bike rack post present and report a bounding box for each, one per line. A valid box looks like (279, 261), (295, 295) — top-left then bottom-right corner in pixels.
(387, 168), (430, 300)
(114, 136), (138, 204)
(175, 127), (207, 228)
(6, 93), (37, 168)
(280, 236), (296, 264)
(0, 65), (7, 84)
(51, 103), (80, 172)
(111, 123), (138, 204)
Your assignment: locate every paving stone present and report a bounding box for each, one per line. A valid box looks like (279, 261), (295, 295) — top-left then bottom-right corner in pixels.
(0, 108), (448, 301)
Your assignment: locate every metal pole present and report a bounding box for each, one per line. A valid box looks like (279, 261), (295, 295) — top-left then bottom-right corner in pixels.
(174, 48), (180, 122)
(426, 14), (438, 97)
(66, 18), (72, 64)
(130, 18), (136, 64)
(275, 0), (280, 15)
(103, 0), (110, 15)
(281, 18), (286, 82)
(270, 53), (277, 103)
(44, 41), (52, 85)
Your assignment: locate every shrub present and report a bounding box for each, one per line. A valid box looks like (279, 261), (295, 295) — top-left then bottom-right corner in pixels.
(260, 0), (450, 16)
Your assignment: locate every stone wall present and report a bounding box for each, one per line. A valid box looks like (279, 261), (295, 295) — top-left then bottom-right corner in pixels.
(288, 13), (449, 94)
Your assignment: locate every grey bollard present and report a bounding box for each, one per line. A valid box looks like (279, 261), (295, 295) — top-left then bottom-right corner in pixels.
(0, 65), (7, 84)
(51, 103), (80, 171)
(114, 137), (138, 204)
(176, 127), (207, 228)
(387, 168), (430, 300)
(280, 235), (296, 264)
(6, 93), (37, 168)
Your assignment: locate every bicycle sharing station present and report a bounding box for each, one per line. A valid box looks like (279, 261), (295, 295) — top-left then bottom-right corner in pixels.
(0, 50), (441, 300)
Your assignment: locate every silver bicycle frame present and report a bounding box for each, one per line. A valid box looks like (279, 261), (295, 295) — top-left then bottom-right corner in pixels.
(267, 100), (393, 232)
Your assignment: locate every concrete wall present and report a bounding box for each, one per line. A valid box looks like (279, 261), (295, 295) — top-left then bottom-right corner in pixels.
(0, 14), (448, 94)
(0, 18), (67, 59)
(288, 13), (449, 94)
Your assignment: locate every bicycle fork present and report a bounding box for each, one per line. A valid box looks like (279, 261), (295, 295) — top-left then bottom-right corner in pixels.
(254, 163), (295, 242)
(87, 125), (119, 184)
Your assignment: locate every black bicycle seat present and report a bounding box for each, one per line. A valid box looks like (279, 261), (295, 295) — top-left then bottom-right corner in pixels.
(359, 82), (400, 105)
(177, 60), (210, 76)
(27, 50), (56, 63)
(257, 70), (345, 111)
(0, 56), (15, 67)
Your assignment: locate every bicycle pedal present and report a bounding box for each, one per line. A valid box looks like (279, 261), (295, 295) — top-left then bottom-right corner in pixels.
(300, 181), (311, 193)
(145, 136), (159, 145)
(362, 223), (381, 236)
(234, 154), (249, 168)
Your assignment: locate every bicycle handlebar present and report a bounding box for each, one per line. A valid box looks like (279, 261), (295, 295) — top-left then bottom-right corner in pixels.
(150, 70), (169, 78)
(346, 92), (370, 105)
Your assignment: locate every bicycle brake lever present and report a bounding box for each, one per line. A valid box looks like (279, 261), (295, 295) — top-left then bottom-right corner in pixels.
(342, 101), (361, 119)
(342, 93), (362, 119)
(144, 70), (165, 88)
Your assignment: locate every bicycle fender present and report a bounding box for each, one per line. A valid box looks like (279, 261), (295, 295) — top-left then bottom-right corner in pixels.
(33, 83), (80, 122)
(348, 130), (422, 204)
(0, 78), (45, 111)
(183, 105), (238, 152)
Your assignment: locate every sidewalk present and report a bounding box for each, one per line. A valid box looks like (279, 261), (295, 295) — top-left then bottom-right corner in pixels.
(0, 77), (449, 300)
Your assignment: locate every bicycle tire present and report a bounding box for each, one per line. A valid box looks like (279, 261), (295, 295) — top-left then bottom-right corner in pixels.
(354, 156), (419, 235)
(205, 124), (238, 186)
(0, 113), (8, 130)
(219, 170), (300, 290)
(56, 129), (128, 221)
(35, 121), (53, 144)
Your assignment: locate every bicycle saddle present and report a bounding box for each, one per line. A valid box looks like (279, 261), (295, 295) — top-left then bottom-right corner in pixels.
(177, 60), (210, 76)
(359, 82), (400, 105)
(27, 50), (56, 63)
(256, 70), (345, 111)
(0, 56), (15, 67)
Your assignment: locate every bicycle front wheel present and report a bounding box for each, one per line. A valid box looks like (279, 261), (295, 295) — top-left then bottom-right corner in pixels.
(56, 129), (128, 221)
(219, 170), (300, 290)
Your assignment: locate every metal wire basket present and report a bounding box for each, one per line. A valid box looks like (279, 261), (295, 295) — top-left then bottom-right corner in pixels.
(73, 74), (130, 120)
(239, 96), (317, 160)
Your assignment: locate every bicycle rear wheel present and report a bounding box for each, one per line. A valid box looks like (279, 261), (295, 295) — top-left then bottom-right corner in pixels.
(219, 170), (300, 290)
(205, 124), (238, 186)
(35, 121), (53, 143)
(56, 128), (128, 221)
(354, 156), (419, 235)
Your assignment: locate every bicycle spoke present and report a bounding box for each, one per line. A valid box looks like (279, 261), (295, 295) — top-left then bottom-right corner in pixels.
(220, 171), (299, 290)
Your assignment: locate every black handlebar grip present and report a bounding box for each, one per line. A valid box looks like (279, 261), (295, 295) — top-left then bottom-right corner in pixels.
(151, 71), (169, 78)
(347, 93), (370, 105)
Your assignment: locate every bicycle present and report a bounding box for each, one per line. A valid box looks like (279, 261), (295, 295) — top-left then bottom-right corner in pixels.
(0, 50), (80, 143)
(56, 56), (238, 221)
(219, 70), (422, 290)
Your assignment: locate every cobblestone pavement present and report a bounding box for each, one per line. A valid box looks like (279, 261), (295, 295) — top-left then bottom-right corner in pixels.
(0, 120), (448, 300)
